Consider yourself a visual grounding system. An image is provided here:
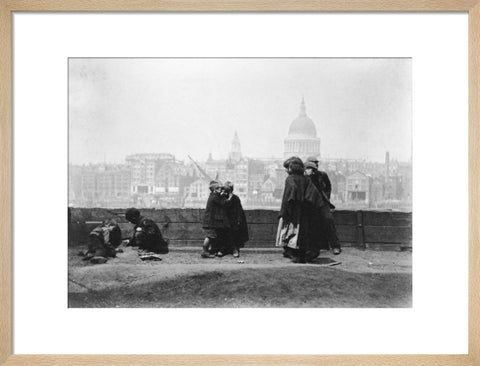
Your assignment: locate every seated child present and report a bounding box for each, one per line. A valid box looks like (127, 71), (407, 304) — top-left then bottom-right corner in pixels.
(80, 219), (122, 264)
(125, 207), (169, 255)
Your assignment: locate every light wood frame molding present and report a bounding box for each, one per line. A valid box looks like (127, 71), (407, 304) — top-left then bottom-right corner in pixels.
(1, 1), (479, 365)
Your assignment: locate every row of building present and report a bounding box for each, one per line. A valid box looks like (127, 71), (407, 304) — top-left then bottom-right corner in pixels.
(69, 99), (412, 210)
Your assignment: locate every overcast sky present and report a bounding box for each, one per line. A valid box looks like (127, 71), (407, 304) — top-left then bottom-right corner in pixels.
(69, 58), (411, 164)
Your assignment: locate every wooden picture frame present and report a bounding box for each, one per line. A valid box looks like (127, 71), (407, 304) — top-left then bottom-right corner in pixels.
(1, 1), (478, 365)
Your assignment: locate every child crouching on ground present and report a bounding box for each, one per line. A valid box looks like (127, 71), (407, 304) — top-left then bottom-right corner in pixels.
(79, 219), (122, 264)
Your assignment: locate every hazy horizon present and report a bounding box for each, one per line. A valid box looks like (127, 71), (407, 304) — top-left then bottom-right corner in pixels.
(69, 58), (412, 165)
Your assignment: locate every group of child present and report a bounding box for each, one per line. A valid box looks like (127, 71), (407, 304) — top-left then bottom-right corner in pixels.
(78, 181), (248, 264)
(79, 155), (340, 266)
(78, 207), (170, 263)
(201, 180), (249, 258)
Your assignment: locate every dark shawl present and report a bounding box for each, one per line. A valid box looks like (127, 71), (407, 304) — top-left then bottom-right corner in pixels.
(304, 176), (332, 251)
(132, 217), (169, 254)
(309, 170), (335, 209)
(202, 192), (231, 229)
(279, 173), (307, 226)
(227, 194), (249, 247)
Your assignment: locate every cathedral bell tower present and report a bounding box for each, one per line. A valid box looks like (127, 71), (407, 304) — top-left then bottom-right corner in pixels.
(229, 131), (242, 162)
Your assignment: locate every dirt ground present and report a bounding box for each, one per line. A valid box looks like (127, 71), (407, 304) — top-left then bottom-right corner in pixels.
(68, 246), (412, 308)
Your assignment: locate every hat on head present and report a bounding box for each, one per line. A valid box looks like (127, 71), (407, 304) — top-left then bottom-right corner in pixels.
(304, 161), (318, 170)
(125, 208), (140, 222)
(306, 156), (319, 164)
(283, 156), (303, 169)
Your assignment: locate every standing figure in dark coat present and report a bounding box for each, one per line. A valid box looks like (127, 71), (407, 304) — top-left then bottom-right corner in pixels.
(223, 181), (249, 258)
(276, 156), (310, 263)
(305, 156), (341, 255)
(125, 208), (169, 255)
(201, 180), (233, 258)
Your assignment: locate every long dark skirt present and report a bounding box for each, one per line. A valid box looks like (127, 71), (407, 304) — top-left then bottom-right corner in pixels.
(304, 205), (340, 260)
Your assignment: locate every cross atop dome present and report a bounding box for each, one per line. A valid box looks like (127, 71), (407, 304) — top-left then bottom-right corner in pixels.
(287, 98), (317, 138)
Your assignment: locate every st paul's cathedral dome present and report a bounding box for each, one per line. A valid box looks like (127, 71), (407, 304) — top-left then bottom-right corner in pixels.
(284, 98), (321, 159)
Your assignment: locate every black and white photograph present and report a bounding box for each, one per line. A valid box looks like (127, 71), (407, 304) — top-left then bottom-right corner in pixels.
(68, 58), (412, 308)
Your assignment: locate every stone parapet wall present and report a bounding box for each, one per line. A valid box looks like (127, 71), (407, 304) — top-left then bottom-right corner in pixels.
(69, 208), (412, 251)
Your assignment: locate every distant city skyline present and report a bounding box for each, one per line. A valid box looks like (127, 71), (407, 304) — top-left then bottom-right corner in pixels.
(69, 58), (412, 165)
(67, 150), (410, 166)
(69, 150), (412, 211)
